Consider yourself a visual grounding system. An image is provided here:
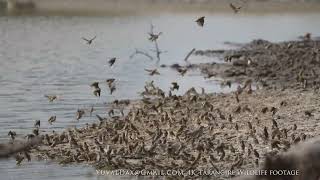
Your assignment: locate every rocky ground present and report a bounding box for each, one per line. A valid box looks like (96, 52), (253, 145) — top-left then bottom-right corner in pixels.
(24, 38), (320, 179)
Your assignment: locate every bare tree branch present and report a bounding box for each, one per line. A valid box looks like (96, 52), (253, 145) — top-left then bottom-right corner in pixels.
(149, 23), (163, 63)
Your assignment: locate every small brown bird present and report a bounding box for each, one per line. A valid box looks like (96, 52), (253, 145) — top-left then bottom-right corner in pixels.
(8, 131), (16, 140)
(299, 33), (311, 41)
(45, 95), (57, 102)
(91, 82), (99, 89)
(148, 32), (162, 42)
(253, 149), (260, 158)
(195, 16), (205, 27)
(108, 57), (116, 67)
(76, 109), (85, 120)
(15, 153), (24, 165)
(230, 3), (241, 13)
(170, 82), (179, 91)
(177, 67), (187, 76)
(82, 36), (96, 45)
(48, 116), (56, 125)
(106, 78), (115, 87)
(33, 128), (39, 136)
(145, 69), (160, 76)
(263, 126), (269, 140)
(109, 85), (116, 95)
(304, 33), (311, 40)
(90, 82), (101, 97)
(34, 120), (40, 128)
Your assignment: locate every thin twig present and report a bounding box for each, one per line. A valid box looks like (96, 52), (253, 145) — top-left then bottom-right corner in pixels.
(154, 41), (161, 62)
(129, 49), (154, 61)
(184, 48), (196, 62)
(150, 23), (162, 63)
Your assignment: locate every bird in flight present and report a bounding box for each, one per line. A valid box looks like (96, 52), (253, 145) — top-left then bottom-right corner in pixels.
(82, 36), (96, 45)
(76, 109), (85, 120)
(108, 57), (116, 67)
(106, 78), (115, 88)
(90, 82), (101, 97)
(170, 82), (179, 91)
(148, 32), (162, 42)
(44, 95), (57, 102)
(34, 120), (40, 128)
(145, 69), (160, 76)
(230, 3), (241, 13)
(48, 116), (56, 125)
(195, 16), (205, 27)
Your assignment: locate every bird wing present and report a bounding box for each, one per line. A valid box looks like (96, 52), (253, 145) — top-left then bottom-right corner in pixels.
(230, 3), (236, 10)
(108, 58), (116, 63)
(145, 69), (153, 72)
(82, 37), (90, 42)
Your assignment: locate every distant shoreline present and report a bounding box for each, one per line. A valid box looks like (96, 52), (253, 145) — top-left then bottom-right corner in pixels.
(2, 0), (320, 16)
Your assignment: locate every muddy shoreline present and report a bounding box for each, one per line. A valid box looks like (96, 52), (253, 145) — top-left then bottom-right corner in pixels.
(15, 38), (320, 179)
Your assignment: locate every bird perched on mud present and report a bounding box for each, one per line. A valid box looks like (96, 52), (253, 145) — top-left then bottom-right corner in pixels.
(177, 67), (188, 76)
(230, 3), (241, 13)
(145, 69), (160, 76)
(195, 16), (205, 27)
(170, 82), (179, 91)
(108, 57), (116, 67)
(90, 82), (101, 97)
(82, 36), (96, 45)
(45, 95), (57, 102)
(48, 116), (56, 125)
(15, 153), (24, 165)
(148, 32), (162, 42)
(298, 33), (311, 41)
(8, 131), (16, 140)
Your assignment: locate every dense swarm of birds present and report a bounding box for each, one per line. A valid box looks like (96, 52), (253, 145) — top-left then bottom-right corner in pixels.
(196, 36), (320, 91)
(24, 81), (320, 179)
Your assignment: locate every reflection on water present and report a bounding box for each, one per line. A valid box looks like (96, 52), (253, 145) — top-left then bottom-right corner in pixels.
(0, 13), (320, 180)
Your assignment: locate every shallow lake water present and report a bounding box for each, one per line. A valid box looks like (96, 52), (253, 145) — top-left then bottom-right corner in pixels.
(0, 12), (320, 179)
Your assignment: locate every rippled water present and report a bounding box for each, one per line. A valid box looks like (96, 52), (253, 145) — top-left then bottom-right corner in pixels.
(0, 13), (320, 180)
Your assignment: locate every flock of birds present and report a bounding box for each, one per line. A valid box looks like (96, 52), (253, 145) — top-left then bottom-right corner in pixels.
(4, 1), (308, 179)
(2, 1), (247, 165)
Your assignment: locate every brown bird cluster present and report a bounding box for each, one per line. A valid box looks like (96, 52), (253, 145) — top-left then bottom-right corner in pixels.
(5, 2), (320, 180)
(28, 82), (320, 179)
